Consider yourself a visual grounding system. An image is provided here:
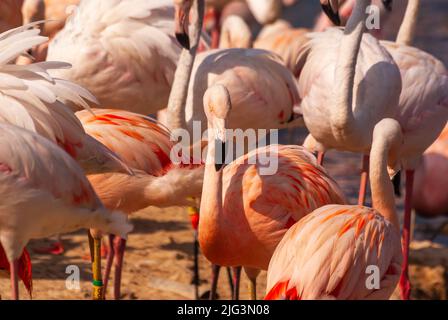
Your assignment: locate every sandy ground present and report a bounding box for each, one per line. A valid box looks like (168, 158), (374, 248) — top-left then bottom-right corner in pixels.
(1, 0), (448, 300)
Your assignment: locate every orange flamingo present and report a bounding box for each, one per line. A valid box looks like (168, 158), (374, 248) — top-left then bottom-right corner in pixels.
(77, 109), (204, 300)
(199, 85), (346, 299)
(265, 118), (403, 300)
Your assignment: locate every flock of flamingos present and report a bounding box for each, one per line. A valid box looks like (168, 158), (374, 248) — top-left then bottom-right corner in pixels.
(0, 0), (447, 301)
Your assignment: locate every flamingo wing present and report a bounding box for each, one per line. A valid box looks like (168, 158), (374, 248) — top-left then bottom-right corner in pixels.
(265, 205), (402, 300)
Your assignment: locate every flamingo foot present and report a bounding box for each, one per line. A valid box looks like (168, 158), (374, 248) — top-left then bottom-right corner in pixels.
(33, 241), (65, 255)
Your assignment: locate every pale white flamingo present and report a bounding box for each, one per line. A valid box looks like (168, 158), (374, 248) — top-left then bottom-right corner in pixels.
(76, 108), (204, 300)
(219, 15), (252, 49)
(265, 118), (403, 300)
(296, 0), (401, 206)
(46, 0), (182, 115)
(377, 0), (448, 299)
(0, 123), (132, 300)
(199, 84), (346, 299)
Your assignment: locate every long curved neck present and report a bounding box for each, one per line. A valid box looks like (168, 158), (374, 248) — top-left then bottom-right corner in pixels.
(167, 0), (204, 131)
(396, 0), (420, 46)
(199, 124), (224, 229)
(369, 127), (400, 230)
(331, 0), (370, 137)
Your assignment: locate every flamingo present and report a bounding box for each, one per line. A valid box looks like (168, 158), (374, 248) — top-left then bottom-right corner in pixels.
(0, 0), (24, 33)
(219, 15), (252, 49)
(76, 108), (204, 300)
(199, 84), (346, 300)
(0, 123), (132, 300)
(376, 0), (448, 299)
(46, 0), (182, 115)
(265, 118), (403, 300)
(295, 0), (401, 207)
(413, 123), (448, 219)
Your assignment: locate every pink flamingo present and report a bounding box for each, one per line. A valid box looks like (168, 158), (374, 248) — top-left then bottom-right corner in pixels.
(199, 84), (346, 299)
(0, 123), (132, 300)
(296, 0), (402, 206)
(76, 108), (204, 300)
(265, 118), (403, 300)
(378, 0), (448, 299)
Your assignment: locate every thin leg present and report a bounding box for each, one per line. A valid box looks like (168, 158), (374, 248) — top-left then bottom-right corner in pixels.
(10, 259), (19, 300)
(231, 266), (242, 300)
(113, 237), (126, 300)
(226, 267), (234, 294)
(249, 277), (257, 300)
(103, 234), (115, 295)
(193, 230), (200, 300)
(188, 203), (200, 300)
(90, 232), (104, 300)
(358, 155), (370, 206)
(209, 264), (221, 300)
(399, 170), (414, 300)
(317, 152), (325, 166)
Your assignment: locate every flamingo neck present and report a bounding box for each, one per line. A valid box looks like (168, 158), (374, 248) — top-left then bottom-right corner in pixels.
(199, 124), (224, 230)
(167, 0), (205, 131)
(331, 0), (370, 140)
(369, 120), (401, 229)
(396, 0), (420, 46)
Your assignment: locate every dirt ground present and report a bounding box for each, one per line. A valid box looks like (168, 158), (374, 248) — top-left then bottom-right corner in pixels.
(1, 0), (447, 300)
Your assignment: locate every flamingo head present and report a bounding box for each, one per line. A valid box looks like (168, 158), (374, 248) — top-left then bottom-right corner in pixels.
(320, 0), (341, 26)
(174, 0), (193, 49)
(0, 244), (33, 297)
(203, 85), (232, 171)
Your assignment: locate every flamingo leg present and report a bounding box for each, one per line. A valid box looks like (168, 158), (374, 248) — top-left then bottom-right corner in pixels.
(193, 229), (200, 300)
(226, 267), (234, 294)
(10, 259), (19, 300)
(231, 266), (242, 300)
(358, 155), (370, 206)
(248, 277), (257, 300)
(399, 170), (414, 300)
(103, 234), (116, 296)
(113, 236), (126, 300)
(209, 264), (221, 300)
(90, 232), (104, 300)
(317, 152), (325, 166)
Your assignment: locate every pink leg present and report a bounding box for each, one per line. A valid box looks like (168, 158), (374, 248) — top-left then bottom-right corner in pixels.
(317, 152), (325, 166)
(399, 170), (414, 300)
(103, 235), (115, 296)
(113, 237), (126, 300)
(10, 259), (19, 300)
(358, 155), (370, 206)
(232, 266), (242, 300)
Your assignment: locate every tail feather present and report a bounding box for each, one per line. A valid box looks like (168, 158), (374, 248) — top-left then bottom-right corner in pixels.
(91, 208), (133, 239)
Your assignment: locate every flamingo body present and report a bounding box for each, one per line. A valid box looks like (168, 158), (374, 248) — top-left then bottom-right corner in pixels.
(265, 205), (402, 300)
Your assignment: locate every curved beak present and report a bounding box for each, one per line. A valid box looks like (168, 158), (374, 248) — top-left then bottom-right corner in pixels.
(321, 0), (341, 26)
(175, 1), (192, 50)
(382, 0), (393, 12)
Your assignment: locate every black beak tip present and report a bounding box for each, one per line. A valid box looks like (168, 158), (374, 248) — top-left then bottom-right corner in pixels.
(176, 33), (190, 50)
(321, 4), (341, 26)
(214, 163), (224, 172)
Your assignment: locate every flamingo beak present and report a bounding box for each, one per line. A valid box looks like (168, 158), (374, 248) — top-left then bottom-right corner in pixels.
(321, 0), (341, 26)
(382, 0), (393, 11)
(214, 125), (227, 172)
(175, 1), (192, 50)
